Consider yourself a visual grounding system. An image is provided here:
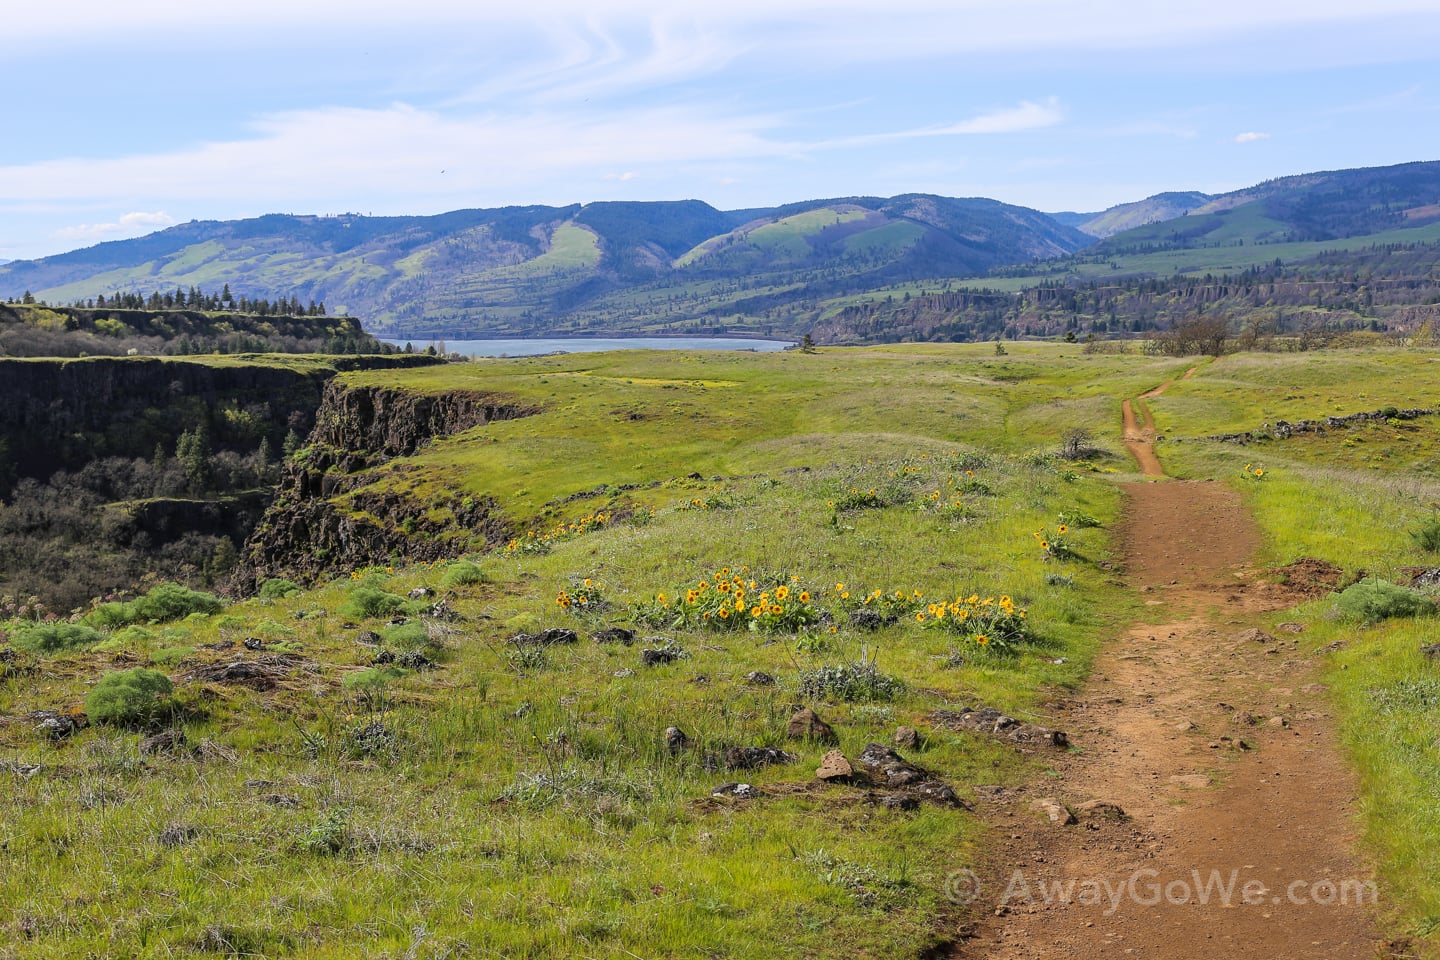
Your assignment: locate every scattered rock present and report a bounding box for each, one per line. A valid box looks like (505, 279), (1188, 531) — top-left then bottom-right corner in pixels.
(1075, 799), (1128, 821)
(930, 707), (1069, 749)
(203, 640), (235, 651)
(158, 823), (199, 848)
(1175, 720), (1198, 733)
(139, 728), (194, 757)
(743, 671), (776, 685)
(723, 746), (798, 770)
(1421, 643), (1440, 661)
(427, 599), (459, 621)
(355, 630), (382, 646)
(909, 780), (967, 808)
(893, 726), (921, 749)
(1275, 622), (1306, 634)
(242, 637), (266, 651)
(508, 628), (577, 647)
(407, 587), (435, 600)
(372, 649), (437, 670)
(786, 708), (838, 744)
(1268, 715), (1290, 728)
(30, 710), (87, 741)
(1235, 628), (1274, 644)
(711, 782), (761, 800)
(385, 618), (410, 628)
(665, 726), (691, 755)
(690, 674), (710, 685)
(1029, 797), (1077, 825)
(816, 749), (854, 782)
(592, 627), (636, 645)
(612, 668), (636, 678)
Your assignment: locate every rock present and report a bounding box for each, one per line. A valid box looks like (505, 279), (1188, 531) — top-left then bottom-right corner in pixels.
(509, 628), (577, 647)
(372, 649), (436, 670)
(665, 726), (691, 755)
(856, 743), (928, 787)
(1075, 799), (1128, 821)
(242, 637), (266, 651)
(385, 618), (410, 628)
(139, 728), (194, 757)
(909, 780), (967, 808)
(355, 630), (382, 646)
(1030, 797), (1077, 825)
(1235, 628), (1274, 644)
(868, 793), (920, 811)
(816, 749), (854, 782)
(184, 655), (304, 691)
(31, 710), (87, 741)
(592, 627), (635, 645)
(786, 708), (838, 744)
(711, 782), (761, 800)
(428, 599), (458, 621)
(158, 823), (199, 847)
(1268, 715), (1290, 728)
(930, 707), (1069, 749)
(1175, 720), (1197, 733)
(723, 746), (798, 770)
(641, 643), (686, 667)
(743, 671), (776, 685)
(1275, 622), (1306, 634)
(1421, 643), (1440, 661)
(407, 587), (434, 600)
(848, 609), (892, 631)
(612, 668), (636, 678)
(893, 726), (921, 749)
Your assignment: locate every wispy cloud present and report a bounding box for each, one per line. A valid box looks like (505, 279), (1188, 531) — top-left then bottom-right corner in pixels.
(1233, 131), (1271, 143)
(51, 211), (176, 243)
(809, 98), (1062, 150)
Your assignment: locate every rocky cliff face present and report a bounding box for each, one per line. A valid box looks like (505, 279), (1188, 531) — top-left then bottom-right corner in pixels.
(233, 382), (539, 589)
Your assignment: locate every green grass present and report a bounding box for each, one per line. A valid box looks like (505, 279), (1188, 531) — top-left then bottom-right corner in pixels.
(0, 343), (1152, 958)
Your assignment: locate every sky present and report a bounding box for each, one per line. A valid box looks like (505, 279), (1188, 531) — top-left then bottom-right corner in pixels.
(3, 0), (1440, 261)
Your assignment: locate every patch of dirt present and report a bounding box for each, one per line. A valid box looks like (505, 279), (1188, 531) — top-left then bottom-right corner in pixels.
(1269, 558), (1346, 599)
(954, 393), (1381, 958)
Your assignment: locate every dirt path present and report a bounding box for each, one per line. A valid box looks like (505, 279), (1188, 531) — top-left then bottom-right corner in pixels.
(954, 378), (1381, 959)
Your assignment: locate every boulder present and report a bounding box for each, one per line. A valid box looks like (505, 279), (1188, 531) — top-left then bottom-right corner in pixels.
(723, 746), (798, 770)
(592, 627), (635, 645)
(816, 750), (854, 782)
(665, 726), (691, 755)
(712, 782), (761, 800)
(744, 671), (776, 686)
(786, 708), (838, 744)
(1030, 797), (1077, 825)
(856, 743), (928, 787)
(893, 726), (921, 749)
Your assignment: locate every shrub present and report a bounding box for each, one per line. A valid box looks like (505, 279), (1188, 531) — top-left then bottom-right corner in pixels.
(88, 583), (223, 628)
(259, 578), (302, 600)
(85, 668), (174, 725)
(797, 659), (905, 703)
(337, 586), (410, 620)
(10, 623), (103, 655)
(1411, 518), (1440, 553)
(1332, 578), (1436, 624)
(441, 560), (489, 587)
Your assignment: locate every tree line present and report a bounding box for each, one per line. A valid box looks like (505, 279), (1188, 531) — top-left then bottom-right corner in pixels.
(10, 284), (328, 317)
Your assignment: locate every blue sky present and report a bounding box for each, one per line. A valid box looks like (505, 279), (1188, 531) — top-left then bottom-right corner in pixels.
(3, 0), (1439, 261)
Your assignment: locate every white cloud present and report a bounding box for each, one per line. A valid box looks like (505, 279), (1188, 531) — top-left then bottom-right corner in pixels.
(1233, 131), (1272, 143)
(603, 171), (639, 181)
(809, 99), (1062, 150)
(51, 211), (177, 244)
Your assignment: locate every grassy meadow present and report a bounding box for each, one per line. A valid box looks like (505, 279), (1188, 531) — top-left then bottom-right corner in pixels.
(6, 342), (1440, 955)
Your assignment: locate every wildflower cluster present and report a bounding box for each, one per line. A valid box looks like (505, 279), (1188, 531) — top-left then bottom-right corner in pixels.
(634, 566), (821, 632)
(830, 487), (884, 512)
(914, 488), (976, 520)
(1, 594), (54, 623)
(1055, 510), (1101, 529)
(850, 587), (926, 619)
(1032, 524), (1072, 560)
(679, 492), (743, 511)
(505, 511), (612, 556)
(555, 577), (609, 614)
(1242, 463), (1266, 481)
(917, 593), (1031, 650)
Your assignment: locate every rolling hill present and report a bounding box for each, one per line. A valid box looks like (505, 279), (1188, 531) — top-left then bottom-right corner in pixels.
(0, 196), (1091, 340)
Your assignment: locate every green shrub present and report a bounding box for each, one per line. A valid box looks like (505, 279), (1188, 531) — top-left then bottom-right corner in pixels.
(1411, 518), (1440, 553)
(441, 560), (489, 587)
(85, 668), (174, 725)
(88, 584), (223, 628)
(797, 660), (905, 703)
(259, 578), (302, 600)
(10, 623), (103, 655)
(337, 586), (411, 620)
(380, 621), (430, 650)
(1332, 578), (1436, 624)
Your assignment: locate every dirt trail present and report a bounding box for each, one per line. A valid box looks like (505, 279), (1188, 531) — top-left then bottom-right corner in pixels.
(955, 374), (1381, 959)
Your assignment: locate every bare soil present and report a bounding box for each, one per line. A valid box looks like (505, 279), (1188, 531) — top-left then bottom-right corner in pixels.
(954, 383), (1382, 959)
